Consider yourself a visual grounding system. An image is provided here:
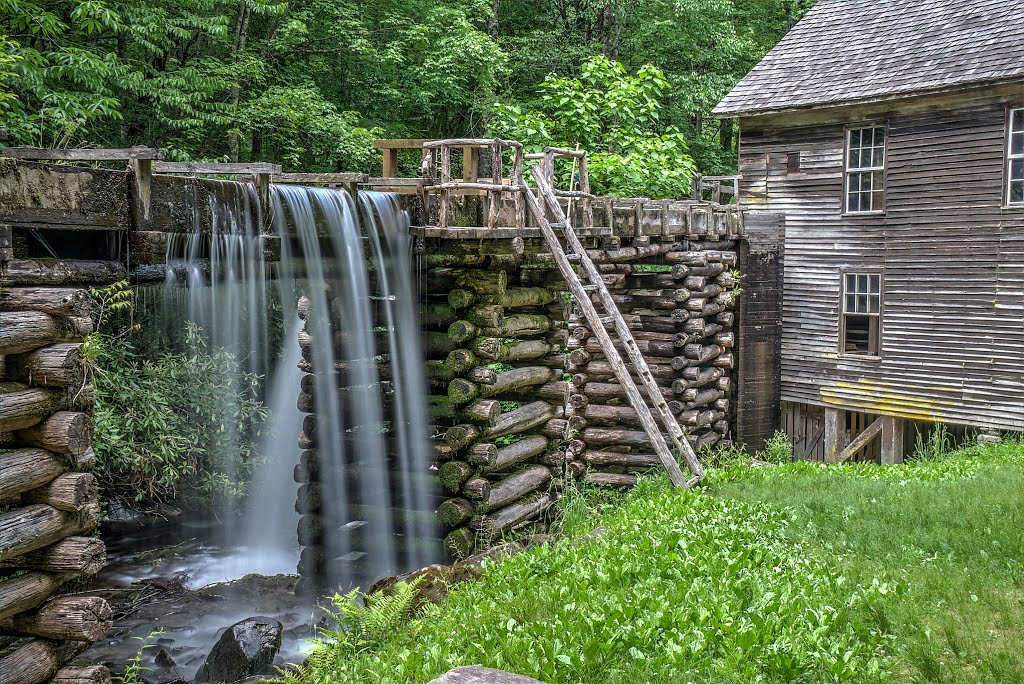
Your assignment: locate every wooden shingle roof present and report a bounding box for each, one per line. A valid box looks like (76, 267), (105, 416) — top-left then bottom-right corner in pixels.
(714, 0), (1024, 117)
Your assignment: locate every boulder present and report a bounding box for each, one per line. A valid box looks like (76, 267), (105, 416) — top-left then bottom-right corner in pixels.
(426, 666), (544, 684)
(196, 617), (282, 683)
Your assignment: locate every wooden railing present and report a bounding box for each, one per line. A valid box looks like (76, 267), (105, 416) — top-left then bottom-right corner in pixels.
(691, 174), (740, 204)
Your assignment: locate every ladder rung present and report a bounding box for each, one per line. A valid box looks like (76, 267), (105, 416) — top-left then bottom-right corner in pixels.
(550, 222), (566, 228)
(581, 284), (599, 292)
(600, 315), (615, 325)
(566, 254), (581, 262)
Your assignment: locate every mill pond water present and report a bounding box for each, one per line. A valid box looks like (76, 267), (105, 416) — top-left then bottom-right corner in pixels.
(76, 183), (439, 680)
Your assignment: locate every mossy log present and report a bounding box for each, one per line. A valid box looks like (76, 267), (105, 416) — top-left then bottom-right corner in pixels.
(541, 416), (585, 440)
(716, 311), (735, 327)
(484, 401), (559, 441)
(665, 250), (736, 266)
(444, 424), (481, 451)
(671, 409), (724, 428)
(0, 571), (72, 620)
(425, 360), (458, 384)
(447, 320), (479, 344)
(479, 313), (552, 339)
(424, 331), (460, 358)
(715, 332), (735, 349)
(465, 305), (504, 329)
(429, 396), (500, 426)
(0, 503), (100, 562)
(436, 498), (474, 528)
(470, 338), (551, 362)
(462, 477), (491, 501)
(0, 448), (67, 500)
(494, 287), (555, 308)
(584, 472), (637, 488)
(713, 352), (734, 369)
(683, 343), (724, 364)
(480, 366), (556, 399)
(448, 289), (477, 309)
(583, 360), (675, 382)
(5, 344), (85, 388)
(0, 288), (90, 317)
(295, 483), (320, 514)
(535, 380), (570, 403)
(420, 304), (459, 329)
(470, 493), (553, 536)
(581, 450), (661, 468)
(296, 515), (322, 547)
(453, 268), (507, 295)
(467, 367), (498, 385)
(23, 473), (97, 513)
(0, 595), (111, 642)
(466, 443), (498, 467)
(443, 527), (476, 560)
(15, 411), (91, 456)
(445, 349), (479, 374)
(582, 382), (661, 404)
(440, 461), (474, 492)
(0, 537), (105, 575)
(488, 436), (549, 473)
(50, 666), (111, 684)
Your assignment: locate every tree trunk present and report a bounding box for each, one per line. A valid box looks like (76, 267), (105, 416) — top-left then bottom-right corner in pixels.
(23, 473), (97, 513)
(484, 401), (558, 440)
(0, 448), (67, 500)
(487, 436), (548, 473)
(0, 537), (105, 575)
(0, 289), (90, 317)
(477, 465), (550, 513)
(471, 493), (552, 536)
(50, 666), (112, 684)
(0, 595), (112, 642)
(581, 450), (660, 468)
(0, 504), (100, 562)
(0, 572), (72, 620)
(0, 384), (67, 432)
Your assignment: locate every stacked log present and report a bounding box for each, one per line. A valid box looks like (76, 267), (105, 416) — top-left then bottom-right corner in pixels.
(427, 261), (568, 560)
(0, 287), (111, 684)
(567, 240), (739, 487)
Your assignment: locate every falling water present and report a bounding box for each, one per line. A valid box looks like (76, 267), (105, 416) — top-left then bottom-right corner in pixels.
(156, 178), (436, 590)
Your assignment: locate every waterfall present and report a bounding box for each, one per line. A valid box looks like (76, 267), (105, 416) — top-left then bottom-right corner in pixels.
(158, 180), (436, 590)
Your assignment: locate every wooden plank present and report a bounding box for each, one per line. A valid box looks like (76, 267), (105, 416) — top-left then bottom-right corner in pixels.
(2, 146), (163, 161)
(880, 416), (905, 465)
(373, 139), (433, 149)
(823, 407), (841, 463)
(153, 161), (282, 174)
(271, 172), (367, 184)
(525, 165), (701, 486)
(834, 415), (882, 464)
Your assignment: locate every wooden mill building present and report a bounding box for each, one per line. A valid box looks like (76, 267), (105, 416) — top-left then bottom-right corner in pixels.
(714, 0), (1024, 462)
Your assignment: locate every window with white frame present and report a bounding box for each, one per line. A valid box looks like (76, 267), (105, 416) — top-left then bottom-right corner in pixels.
(846, 127), (886, 212)
(1009, 108), (1023, 205)
(842, 272), (881, 355)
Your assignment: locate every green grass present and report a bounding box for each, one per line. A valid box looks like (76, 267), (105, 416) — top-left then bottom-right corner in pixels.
(284, 439), (1024, 684)
(715, 441), (1024, 683)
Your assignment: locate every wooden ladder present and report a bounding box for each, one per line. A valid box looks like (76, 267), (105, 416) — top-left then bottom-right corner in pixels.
(521, 164), (704, 487)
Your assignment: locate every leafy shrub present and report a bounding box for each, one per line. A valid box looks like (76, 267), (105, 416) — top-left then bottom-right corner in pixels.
(88, 318), (267, 511)
(760, 430), (794, 464)
(910, 422), (953, 461)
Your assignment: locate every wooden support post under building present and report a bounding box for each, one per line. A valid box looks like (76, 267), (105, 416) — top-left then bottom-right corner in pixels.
(823, 407), (841, 464)
(880, 416), (905, 465)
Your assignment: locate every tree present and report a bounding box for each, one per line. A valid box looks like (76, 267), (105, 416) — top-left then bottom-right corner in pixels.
(491, 55), (696, 198)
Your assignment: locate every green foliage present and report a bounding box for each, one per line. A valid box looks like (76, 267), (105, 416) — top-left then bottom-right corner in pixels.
(88, 298), (268, 509)
(115, 629), (164, 684)
(910, 422), (954, 461)
(760, 430), (794, 464)
(285, 581), (426, 681)
(492, 55), (697, 198)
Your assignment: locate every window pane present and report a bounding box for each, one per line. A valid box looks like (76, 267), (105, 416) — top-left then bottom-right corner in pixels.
(845, 293), (856, 312)
(858, 274), (867, 292)
(1011, 132), (1023, 156)
(869, 275), (880, 293)
(847, 192), (858, 212)
(872, 190), (884, 210)
(1013, 109), (1024, 133)
(845, 273), (856, 291)
(849, 148), (861, 168)
(872, 146), (885, 167)
(868, 295), (879, 314)
(850, 129), (862, 148)
(1012, 159), (1024, 181)
(874, 127), (885, 143)
(1012, 180), (1024, 204)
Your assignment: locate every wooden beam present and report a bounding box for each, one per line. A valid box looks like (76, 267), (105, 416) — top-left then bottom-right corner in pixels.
(153, 161), (282, 174)
(823, 407), (841, 463)
(1, 146), (163, 161)
(835, 416), (883, 464)
(373, 138), (433, 149)
(271, 172), (366, 184)
(381, 149), (398, 178)
(880, 416), (905, 465)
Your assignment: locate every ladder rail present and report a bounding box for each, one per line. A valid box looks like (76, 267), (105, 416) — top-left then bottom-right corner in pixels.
(521, 167), (703, 486)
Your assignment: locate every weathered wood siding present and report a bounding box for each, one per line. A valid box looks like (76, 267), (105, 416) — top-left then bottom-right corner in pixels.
(738, 86), (1024, 430)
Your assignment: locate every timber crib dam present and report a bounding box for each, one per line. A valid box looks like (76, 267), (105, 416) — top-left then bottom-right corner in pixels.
(0, 144), (784, 676)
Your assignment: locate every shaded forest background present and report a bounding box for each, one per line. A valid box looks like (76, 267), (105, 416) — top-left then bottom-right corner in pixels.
(1, 0), (814, 187)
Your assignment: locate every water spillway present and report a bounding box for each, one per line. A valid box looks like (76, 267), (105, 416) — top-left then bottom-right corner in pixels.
(157, 181), (438, 590)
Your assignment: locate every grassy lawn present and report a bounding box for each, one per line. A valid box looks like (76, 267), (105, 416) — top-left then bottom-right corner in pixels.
(283, 439), (1024, 684)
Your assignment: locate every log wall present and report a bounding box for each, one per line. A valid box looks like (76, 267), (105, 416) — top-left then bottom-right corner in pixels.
(0, 285), (111, 684)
